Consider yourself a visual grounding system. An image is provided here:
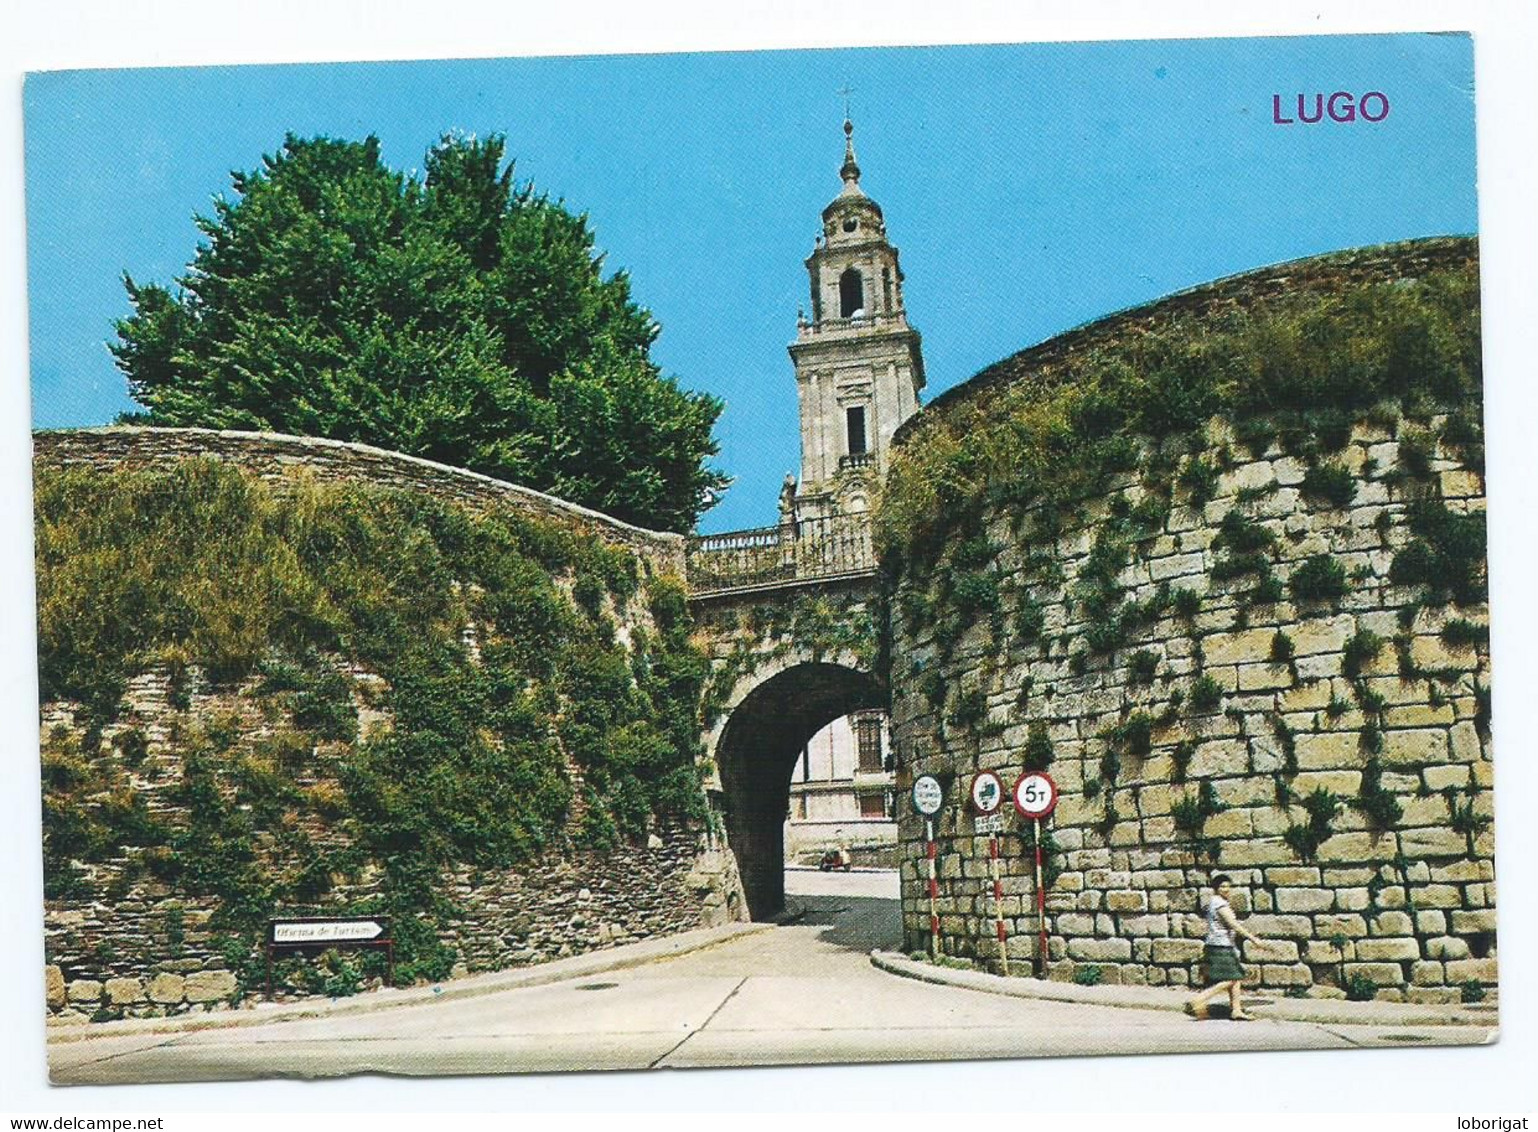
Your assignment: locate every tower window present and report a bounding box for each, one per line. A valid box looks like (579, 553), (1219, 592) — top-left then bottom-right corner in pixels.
(842, 217), (858, 233)
(839, 268), (864, 318)
(846, 406), (867, 456)
(882, 267), (893, 311)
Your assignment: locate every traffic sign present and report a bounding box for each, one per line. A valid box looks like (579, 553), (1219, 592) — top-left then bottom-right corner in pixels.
(970, 770), (1004, 815)
(1011, 772), (1059, 977)
(974, 813), (1004, 834)
(1012, 771), (1059, 818)
(912, 775), (944, 816)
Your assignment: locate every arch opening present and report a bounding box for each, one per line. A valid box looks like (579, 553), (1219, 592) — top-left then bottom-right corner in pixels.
(839, 268), (865, 318)
(714, 661), (885, 919)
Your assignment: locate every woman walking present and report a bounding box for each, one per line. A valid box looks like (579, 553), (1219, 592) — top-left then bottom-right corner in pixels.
(1186, 874), (1272, 1021)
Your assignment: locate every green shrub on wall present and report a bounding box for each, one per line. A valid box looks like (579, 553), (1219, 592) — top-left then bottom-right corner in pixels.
(35, 459), (709, 993)
(1390, 499), (1488, 606)
(1300, 463), (1356, 508)
(1289, 555), (1350, 604)
(1189, 674), (1224, 714)
(878, 243), (1479, 571)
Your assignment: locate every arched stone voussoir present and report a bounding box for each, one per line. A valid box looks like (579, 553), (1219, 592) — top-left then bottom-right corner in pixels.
(708, 652), (886, 920)
(701, 647), (885, 774)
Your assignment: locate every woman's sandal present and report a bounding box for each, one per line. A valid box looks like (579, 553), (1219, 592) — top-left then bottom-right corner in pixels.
(1230, 1012), (1257, 1021)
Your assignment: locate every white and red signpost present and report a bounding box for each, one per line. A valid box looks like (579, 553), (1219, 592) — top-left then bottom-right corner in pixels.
(1012, 771), (1059, 977)
(912, 775), (944, 958)
(969, 770), (1009, 976)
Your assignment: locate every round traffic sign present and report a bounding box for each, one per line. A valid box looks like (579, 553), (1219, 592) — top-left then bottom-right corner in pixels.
(970, 770), (1004, 815)
(912, 775), (944, 816)
(1012, 771), (1059, 818)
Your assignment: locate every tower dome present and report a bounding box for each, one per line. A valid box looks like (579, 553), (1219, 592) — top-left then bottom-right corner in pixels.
(820, 119), (886, 246)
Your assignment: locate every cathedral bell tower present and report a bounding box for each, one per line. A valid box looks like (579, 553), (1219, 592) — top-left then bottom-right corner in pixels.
(786, 118), (925, 524)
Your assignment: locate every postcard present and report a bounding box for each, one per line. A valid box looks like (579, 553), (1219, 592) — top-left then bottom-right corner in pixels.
(23, 32), (1495, 1085)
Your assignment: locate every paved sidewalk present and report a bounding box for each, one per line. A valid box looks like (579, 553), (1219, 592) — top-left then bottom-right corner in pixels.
(47, 920), (772, 1044)
(870, 950), (1500, 1029)
(47, 874), (1497, 1085)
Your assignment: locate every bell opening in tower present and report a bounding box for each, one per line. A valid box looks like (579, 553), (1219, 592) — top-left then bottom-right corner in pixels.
(846, 406), (867, 456)
(839, 267), (864, 318)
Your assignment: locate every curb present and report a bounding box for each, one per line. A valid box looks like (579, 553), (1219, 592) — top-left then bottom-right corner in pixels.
(869, 950), (1499, 1028)
(47, 920), (773, 1044)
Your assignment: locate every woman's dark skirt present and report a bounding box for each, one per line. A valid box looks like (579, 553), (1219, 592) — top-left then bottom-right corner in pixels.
(1204, 944), (1246, 984)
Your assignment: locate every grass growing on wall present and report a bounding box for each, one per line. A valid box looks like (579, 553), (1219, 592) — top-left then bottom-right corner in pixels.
(883, 241), (1491, 976)
(878, 243), (1479, 571)
(35, 459), (709, 993)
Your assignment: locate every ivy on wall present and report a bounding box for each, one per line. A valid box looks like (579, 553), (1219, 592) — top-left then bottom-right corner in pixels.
(698, 593), (880, 729)
(36, 460), (710, 995)
(879, 243), (1479, 575)
(880, 239), (1489, 874)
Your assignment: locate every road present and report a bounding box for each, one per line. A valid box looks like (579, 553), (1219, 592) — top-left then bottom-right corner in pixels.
(48, 869), (1486, 1084)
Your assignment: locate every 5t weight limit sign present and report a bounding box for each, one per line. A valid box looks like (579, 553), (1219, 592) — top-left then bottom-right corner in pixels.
(1011, 770), (1058, 978)
(1012, 771), (1058, 818)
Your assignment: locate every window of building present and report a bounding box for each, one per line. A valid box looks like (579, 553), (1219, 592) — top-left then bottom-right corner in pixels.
(855, 714), (883, 773)
(859, 793), (886, 819)
(839, 268), (864, 317)
(846, 406), (867, 457)
(882, 267), (893, 311)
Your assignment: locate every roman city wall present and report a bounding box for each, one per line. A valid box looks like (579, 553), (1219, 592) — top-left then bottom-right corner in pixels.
(35, 428), (743, 1022)
(881, 237), (1495, 1002)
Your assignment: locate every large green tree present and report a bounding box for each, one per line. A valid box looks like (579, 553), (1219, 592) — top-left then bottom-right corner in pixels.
(112, 133), (726, 532)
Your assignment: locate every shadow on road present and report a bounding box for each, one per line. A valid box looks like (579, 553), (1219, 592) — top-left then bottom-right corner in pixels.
(785, 892), (903, 954)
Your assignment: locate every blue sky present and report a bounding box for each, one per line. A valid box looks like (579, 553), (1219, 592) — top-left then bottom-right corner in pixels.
(23, 33), (1477, 533)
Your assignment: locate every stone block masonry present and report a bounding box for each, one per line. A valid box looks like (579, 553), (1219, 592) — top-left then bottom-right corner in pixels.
(890, 408), (1493, 1001)
(36, 429), (743, 1022)
(882, 241), (1493, 1004)
(46, 780), (738, 1023)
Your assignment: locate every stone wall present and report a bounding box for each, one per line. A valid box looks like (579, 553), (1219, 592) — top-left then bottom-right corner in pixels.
(32, 427), (687, 572)
(45, 668), (742, 1019)
(906, 237), (1479, 431)
(45, 668), (741, 1019)
(889, 414), (1494, 1002)
(37, 431), (743, 1022)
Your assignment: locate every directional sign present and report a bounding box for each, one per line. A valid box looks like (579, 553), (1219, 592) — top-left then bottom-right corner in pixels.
(265, 916), (395, 1000)
(970, 770), (1005, 815)
(271, 919), (387, 945)
(912, 774), (944, 816)
(1012, 771), (1060, 819)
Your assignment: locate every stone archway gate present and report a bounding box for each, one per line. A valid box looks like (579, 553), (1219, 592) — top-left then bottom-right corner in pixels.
(685, 512), (887, 919)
